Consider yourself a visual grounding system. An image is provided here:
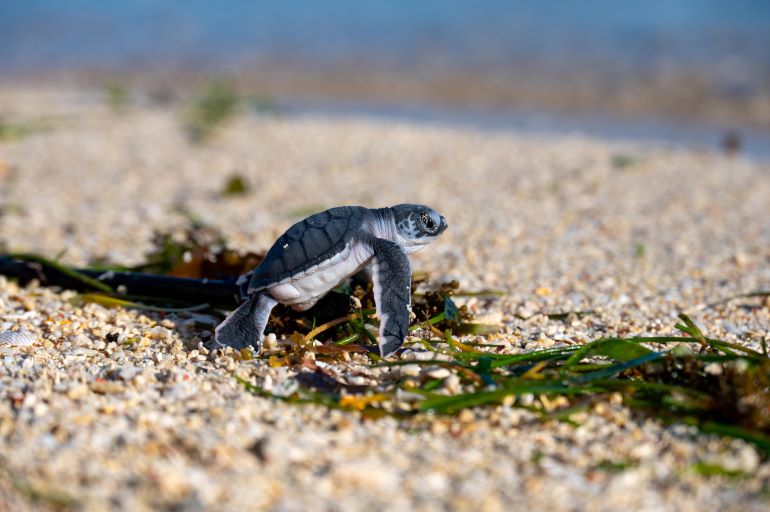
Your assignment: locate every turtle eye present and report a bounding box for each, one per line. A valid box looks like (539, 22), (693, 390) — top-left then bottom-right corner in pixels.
(421, 213), (436, 232)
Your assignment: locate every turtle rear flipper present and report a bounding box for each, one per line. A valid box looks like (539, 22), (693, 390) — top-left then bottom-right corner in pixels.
(215, 292), (277, 350)
(371, 238), (412, 357)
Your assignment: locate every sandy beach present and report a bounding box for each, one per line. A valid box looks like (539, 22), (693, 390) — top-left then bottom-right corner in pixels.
(1, 88), (769, 511)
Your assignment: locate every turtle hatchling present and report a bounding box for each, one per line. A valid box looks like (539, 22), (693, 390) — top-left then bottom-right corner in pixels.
(215, 204), (448, 357)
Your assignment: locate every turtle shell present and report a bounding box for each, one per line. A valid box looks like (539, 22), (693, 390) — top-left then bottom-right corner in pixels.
(248, 206), (367, 292)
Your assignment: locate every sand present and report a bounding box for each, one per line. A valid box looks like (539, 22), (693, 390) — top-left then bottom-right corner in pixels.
(1, 88), (769, 511)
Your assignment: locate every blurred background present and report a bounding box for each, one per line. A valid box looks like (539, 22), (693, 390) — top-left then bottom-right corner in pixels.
(1, 0), (769, 154)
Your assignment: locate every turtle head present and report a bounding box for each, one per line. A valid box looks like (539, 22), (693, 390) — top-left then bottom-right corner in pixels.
(391, 204), (448, 252)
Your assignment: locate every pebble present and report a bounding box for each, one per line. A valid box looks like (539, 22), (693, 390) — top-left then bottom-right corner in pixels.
(400, 364), (421, 377)
(423, 367), (451, 379)
(263, 332), (278, 349)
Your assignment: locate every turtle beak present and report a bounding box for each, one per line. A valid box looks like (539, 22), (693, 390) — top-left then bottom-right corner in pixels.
(439, 216), (448, 234)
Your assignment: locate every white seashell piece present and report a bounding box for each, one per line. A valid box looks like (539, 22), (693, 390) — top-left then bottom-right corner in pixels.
(0, 330), (37, 347)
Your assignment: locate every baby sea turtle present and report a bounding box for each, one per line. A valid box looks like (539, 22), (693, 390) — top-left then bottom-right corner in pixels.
(215, 204), (448, 357)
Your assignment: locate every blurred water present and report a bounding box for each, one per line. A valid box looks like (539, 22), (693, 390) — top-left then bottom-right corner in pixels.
(2, 1), (769, 155)
(1, 0), (768, 76)
(288, 100), (770, 160)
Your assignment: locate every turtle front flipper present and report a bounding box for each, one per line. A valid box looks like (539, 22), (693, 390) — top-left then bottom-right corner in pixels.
(215, 292), (278, 351)
(371, 238), (412, 357)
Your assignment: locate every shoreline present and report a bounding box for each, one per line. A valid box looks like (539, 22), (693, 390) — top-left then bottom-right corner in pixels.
(2, 83), (770, 162)
(287, 99), (770, 161)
